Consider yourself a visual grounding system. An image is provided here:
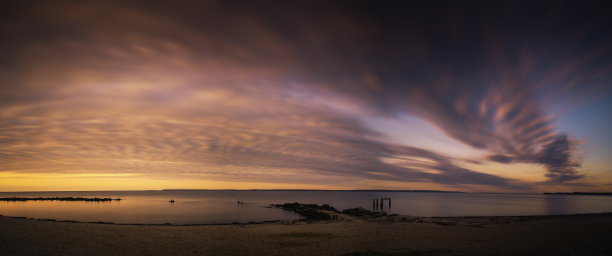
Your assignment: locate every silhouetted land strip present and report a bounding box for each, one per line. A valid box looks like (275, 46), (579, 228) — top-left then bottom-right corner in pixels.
(0, 197), (122, 202)
(544, 192), (612, 196)
(162, 189), (465, 193)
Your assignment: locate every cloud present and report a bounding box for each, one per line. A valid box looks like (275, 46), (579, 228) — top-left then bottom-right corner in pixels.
(487, 134), (584, 182)
(1, 1), (611, 190)
(535, 134), (583, 182)
(487, 154), (514, 164)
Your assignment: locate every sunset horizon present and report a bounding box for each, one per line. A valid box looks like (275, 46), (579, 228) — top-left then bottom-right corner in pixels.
(2, 1), (612, 255)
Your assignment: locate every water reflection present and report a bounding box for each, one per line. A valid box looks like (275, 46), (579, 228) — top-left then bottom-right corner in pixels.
(544, 195), (570, 215)
(1, 191), (612, 224)
(0, 191), (300, 224)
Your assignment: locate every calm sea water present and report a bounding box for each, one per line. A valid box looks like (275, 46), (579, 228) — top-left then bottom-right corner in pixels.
(1, 190), (611, 224)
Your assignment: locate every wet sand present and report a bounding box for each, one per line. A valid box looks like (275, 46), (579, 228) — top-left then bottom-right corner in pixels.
(1, 213), (611, 256)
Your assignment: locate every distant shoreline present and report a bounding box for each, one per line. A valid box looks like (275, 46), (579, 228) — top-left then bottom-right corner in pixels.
(543, 192), (612, 196)
(0, 189), (466, 193)
(3, 189), (612, 195)
(160, 189), (466, 193)
(0, 197), (122, 202)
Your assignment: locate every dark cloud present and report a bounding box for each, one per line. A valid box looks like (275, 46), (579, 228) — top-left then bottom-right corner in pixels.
(535, 134), (583, 182)
(487, 134), (584, 181)
(487, 154), (514, 164)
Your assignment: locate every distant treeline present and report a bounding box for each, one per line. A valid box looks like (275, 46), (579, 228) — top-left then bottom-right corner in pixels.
(0, 197), (122, 202)
(544, 192), (612, 196)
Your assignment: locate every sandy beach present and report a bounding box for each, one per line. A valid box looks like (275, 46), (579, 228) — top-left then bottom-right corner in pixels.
(1, 213), (611, 256)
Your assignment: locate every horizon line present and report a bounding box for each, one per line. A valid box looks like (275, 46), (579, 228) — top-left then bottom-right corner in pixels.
(2, 189), (610, 194)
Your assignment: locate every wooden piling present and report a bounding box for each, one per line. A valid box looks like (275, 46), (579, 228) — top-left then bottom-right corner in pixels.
(372, 199), (375, 211)
(380, 198), (391, 210)
(373, 198), (392, 212)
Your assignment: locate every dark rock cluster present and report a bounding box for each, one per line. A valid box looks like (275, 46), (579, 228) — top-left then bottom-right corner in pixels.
(273, 203), (339, 221)
(342, 207), (387, 217)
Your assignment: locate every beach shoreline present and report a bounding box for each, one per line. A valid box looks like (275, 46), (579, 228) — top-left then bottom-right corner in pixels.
(2, 212), (612, 256)
(1, 210), (612, 226)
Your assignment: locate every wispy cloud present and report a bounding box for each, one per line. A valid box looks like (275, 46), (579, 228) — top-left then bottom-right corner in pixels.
(1, 1), (611, 191)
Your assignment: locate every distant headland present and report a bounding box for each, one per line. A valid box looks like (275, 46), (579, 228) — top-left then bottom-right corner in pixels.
(544, 192), (612, 196)
(0, 197), (122, 202)
(161, 189), (465, 193)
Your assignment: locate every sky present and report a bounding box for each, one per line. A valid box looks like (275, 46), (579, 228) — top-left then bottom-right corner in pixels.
(1, 0), (611, 192)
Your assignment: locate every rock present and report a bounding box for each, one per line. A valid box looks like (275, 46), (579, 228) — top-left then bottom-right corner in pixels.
(373, 212), (387, 217)
(273, 203), (336, 221)
(433, 219), (457, 226)
(342, 207), (374, 217)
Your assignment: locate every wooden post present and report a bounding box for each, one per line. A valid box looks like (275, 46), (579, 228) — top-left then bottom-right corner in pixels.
(376, 199), (379, 211)
(379, 198), (391, 210)
(372, 199), (375, 212)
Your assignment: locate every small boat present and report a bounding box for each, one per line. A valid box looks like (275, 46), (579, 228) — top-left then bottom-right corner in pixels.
(169, 199), (175, 203)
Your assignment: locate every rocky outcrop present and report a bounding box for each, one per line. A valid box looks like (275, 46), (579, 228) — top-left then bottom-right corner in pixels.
(0, 197), (122, 202)
(273, 203), (340, 221)
(342, 207), (388, 217)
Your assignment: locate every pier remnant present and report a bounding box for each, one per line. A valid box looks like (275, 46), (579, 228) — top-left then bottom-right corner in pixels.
(372, 198), (392, 212)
